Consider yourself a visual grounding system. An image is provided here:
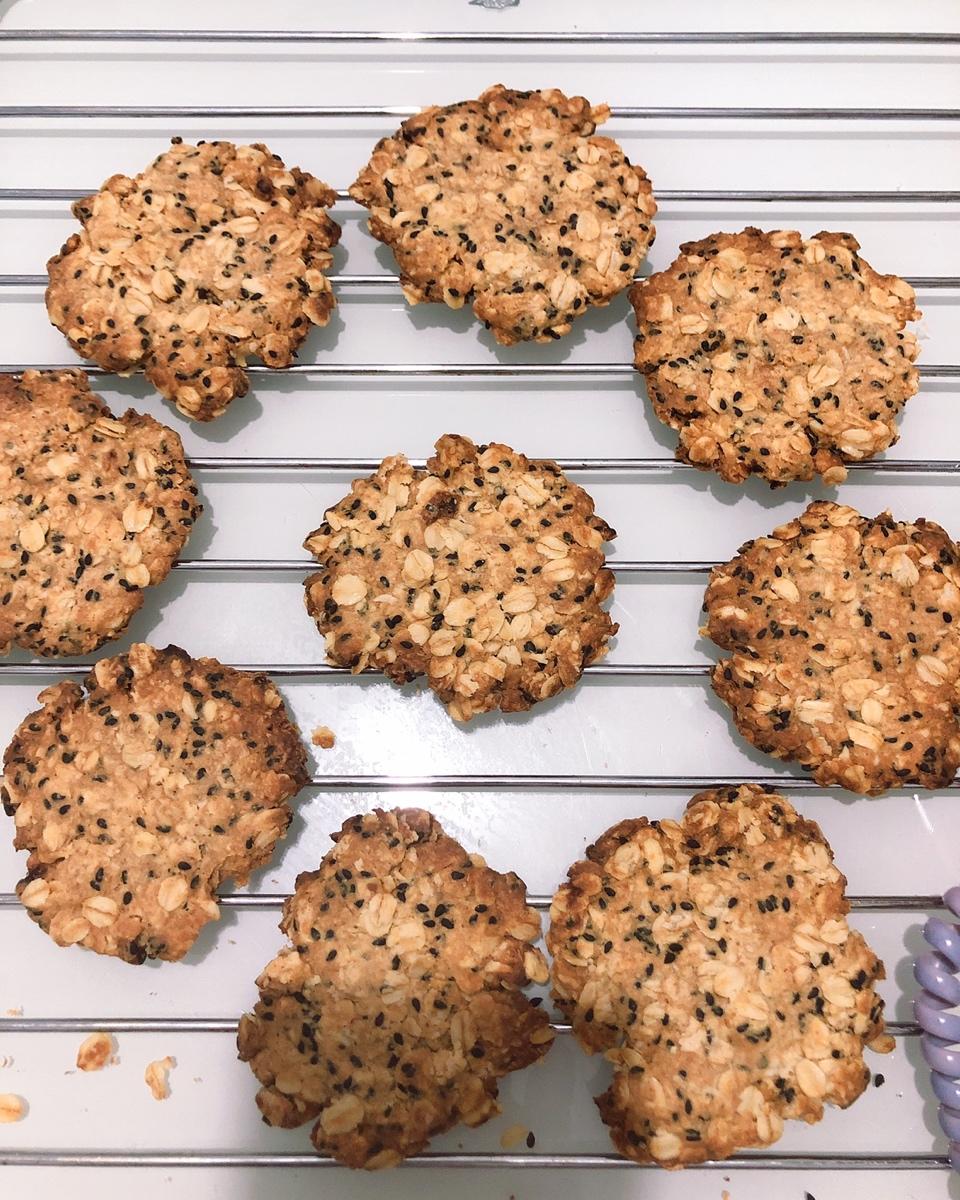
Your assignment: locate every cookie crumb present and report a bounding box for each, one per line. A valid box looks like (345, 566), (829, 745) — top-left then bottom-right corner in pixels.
(4, 1008), (23, 1017)
(144, 1056), (176, 1100)
(311, 726), (336, 750)
(499, 1123), (529, 1150)
(76, 1032), (116, 1072)
(0, 1093), (25, 1122)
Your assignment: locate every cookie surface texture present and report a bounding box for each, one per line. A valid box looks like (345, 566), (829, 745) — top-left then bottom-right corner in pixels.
(237, 807), (553, 1168)
(3, 643), (308, 963)
(350, 84), (656, 344)
(631, 228), (919, 485)
(303, 434), (617, 721)
(704, 501), (960, 795)
(46, 139), (340, 421)
(0, 369), (200, 656)
(547, 785), (890, 1166)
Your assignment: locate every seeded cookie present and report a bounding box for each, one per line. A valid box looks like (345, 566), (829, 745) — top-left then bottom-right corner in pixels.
(46, 139), (340, 421)
(0, 369), (200, 657)
(3, 643), (308, 963)
(350, 85), (656, 345)
(631, 229), (920, 485)
(548, 785), (891, 1166)
(704, 501), (960, 795)
(237, 807), (553, 1168)
(303, 434), (616, 721)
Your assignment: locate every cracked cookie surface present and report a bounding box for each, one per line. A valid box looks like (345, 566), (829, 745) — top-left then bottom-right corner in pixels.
(631, 229), (919, 485)
(46, 139), (340, 421)
(303, 434), (616, 721)
(704, 501), (960, 795)
(3, 642), (308, 963)
(0, 369), (200, 656)
(350, 84), (656, 345)
(237, 807), (553, 1168)
(548, 784), (891, 1166)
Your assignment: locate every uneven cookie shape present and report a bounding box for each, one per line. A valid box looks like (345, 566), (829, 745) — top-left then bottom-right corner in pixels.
(238, 808), (553, 1168)
(704, 501), (960, 795)
(303, 434), (616, 721)
(3, 643), (308, 963)
(548, 785), (891, 1166)
(46, 139), (341, 421)
(350, 84), (656, 345)
(0, 369), (200, 656)
(631, 229), (919, 485)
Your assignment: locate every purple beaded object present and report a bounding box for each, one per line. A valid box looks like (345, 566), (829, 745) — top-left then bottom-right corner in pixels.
(915, 886), (960, 1171)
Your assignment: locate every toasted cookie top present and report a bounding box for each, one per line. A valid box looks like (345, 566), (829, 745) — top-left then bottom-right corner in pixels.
(631, 229), (920, 485)
(350, 84), (656, 345)
(3, 643), (308, 963)
(303, 434), (617, 721)
(237, 807), (553, 1168)
(704, 501), (960, 795)
(548, 785), (890, 1166)
(0, 369), (200, 657)
(46, 139), (340, 421)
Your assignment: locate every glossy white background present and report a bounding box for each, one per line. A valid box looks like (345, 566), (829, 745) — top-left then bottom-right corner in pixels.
(0, 1), (959, 1198)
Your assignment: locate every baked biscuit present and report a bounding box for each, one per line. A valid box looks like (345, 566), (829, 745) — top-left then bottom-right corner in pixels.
(237, 807), (553, 1168)
(46, 139), (340, 421)
(350, 85), (656, 345)
(704, 501), (960, 795)
(0, 369), (200, 656)
(303, 434), (616, 721)
(548, 785), (891, 1166)
(631, 229), (920, 485)
(3, 643), (308, 963)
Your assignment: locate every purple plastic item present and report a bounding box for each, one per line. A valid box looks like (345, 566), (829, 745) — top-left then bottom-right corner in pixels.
(915, 891), (960, 1167)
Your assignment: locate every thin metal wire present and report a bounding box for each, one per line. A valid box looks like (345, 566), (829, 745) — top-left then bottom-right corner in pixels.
(2, 272), (957, 289)
(0, 30), (958, 44)
(5, 105), (960, 120)
(4, 363), (958, 378)
(3, 188), (960, 203)
(0, 661), (710, 679)
(0, 1150), (947, 1170)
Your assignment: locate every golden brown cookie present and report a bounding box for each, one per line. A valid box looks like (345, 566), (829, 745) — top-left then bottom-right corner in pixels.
(46, 139), (340, 421)
(237, 807), (553, 1168)
(548, 785), (891, 1166)
(704, 501), (960, 795)
(3, 643), (308, 963)
(303, 434), (616, 721)
(350, 85), (656, 345)
(631, 229), (920, 485)
(0, 369), (200, 657)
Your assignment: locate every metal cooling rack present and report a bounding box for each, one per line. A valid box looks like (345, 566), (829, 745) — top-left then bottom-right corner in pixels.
(0, 10), (958, 1194)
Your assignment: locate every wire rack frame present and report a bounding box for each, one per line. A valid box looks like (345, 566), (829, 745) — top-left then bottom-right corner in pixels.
(0, 19), (957, 1177)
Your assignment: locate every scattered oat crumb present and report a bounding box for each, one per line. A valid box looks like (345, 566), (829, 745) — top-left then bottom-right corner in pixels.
(5, 1008), (23, 1017)
(144, 1055), (176, 1100)
(722, 1191), (731, 1200)
(76, 1031), (116, 1072)
(0, 1055), (13, 1069)
(499, 1123), (529, 1150)
(311, 725), (336, 750)
(0, 1093), (25, 1122)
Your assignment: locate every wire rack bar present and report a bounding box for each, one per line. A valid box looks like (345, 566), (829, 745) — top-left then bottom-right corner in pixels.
(0, 1150), (945, 1169)
(1, 30), (958, 45)
(4, 363), (958, 379)
(3, 188), (959, 204)
(0, 662), (711, 679)
(166, 558), (715, 574)
(6, 105), (960, 121)
(3, 273), (957, 290)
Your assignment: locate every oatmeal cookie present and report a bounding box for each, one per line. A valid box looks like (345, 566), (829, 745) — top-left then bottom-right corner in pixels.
(46, 139), (340, 421)
(0, 369), (200, 656)
(303, 434), (616, 721)
(704, 501), (960, 795)
(237, 807), (553, 1168)
(350, 84), (656, 345)
(548, 784), (891, 1166)
(3, 643), (308, 963)
(631, 229), (920, 485)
